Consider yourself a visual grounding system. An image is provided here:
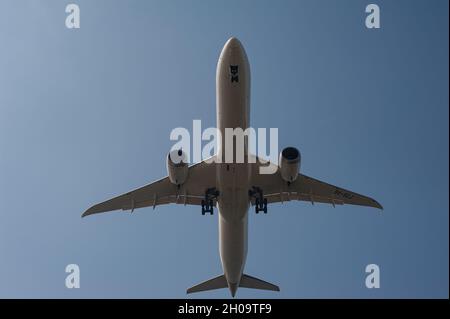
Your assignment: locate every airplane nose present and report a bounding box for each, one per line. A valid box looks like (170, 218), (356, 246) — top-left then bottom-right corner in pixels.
(228, 282), (238, 297)
(224, 37), (243, 51)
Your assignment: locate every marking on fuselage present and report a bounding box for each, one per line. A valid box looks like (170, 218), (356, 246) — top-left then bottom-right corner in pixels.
(230, 65), (239, 83)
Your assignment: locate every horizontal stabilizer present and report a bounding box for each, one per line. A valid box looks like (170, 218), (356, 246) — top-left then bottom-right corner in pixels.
(187, 275), (228, 294)
(187, 273), (280, 295)
(240, 274), (280, 292)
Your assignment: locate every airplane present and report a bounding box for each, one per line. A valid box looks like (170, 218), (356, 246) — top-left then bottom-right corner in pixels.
(82, 37), (383, 297)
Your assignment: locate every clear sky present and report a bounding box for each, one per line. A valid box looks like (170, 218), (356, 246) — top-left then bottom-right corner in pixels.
(0, 0), (448, 298)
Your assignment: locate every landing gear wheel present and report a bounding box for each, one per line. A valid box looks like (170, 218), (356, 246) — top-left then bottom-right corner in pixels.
(201, 200), (207, 215)
(262, 198), (268, 214)
(201, 188), (219, 215)
(251, 187), (268, 214)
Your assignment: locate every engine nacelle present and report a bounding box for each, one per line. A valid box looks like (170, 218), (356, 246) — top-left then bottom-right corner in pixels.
(166, 149), (189, 185)
(279, 147), (301, 183)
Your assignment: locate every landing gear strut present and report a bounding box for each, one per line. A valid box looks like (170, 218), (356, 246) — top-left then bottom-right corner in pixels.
(249, 186), (268, 214)
(201, 188), (219, 215)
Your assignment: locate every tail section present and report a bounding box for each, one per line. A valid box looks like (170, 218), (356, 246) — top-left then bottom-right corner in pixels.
(187, 274), (279, 296)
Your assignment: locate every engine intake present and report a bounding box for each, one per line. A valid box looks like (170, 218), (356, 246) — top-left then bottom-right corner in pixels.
(279, 147), (301, 183)
(167, 149), (189, 185)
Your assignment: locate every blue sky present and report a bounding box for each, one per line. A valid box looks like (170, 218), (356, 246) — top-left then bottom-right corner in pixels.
(0, 0), (448, 298)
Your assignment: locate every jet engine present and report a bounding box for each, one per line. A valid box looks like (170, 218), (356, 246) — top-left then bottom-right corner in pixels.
(166, 149), (189, 185)
(279, 147), (301, 183)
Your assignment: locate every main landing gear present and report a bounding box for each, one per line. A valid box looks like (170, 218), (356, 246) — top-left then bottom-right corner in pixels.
(249, 186), (267, 214)
(201, 188), (219, 215)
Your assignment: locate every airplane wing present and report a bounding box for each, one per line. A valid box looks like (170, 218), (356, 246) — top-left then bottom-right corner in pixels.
(250, 158), (382, 210)
(82, 157), (218, 217)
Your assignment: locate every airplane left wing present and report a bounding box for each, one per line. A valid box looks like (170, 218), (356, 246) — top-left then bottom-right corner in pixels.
(82, 157), (218, 217)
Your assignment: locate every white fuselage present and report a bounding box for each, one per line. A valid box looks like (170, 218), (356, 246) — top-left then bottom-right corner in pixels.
(215, 37), (251, 291)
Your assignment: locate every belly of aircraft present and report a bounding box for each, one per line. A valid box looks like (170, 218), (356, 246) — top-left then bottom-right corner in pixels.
(217, 163), (250, 221)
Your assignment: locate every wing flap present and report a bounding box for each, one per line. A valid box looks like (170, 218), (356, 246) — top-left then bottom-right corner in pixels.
(252, 192), (345, 206)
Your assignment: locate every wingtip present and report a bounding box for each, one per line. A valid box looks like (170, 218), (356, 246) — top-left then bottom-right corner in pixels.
(375, 201), (383, 211)
(370, 198), (383, 211)
(81, 207), (95, 218)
